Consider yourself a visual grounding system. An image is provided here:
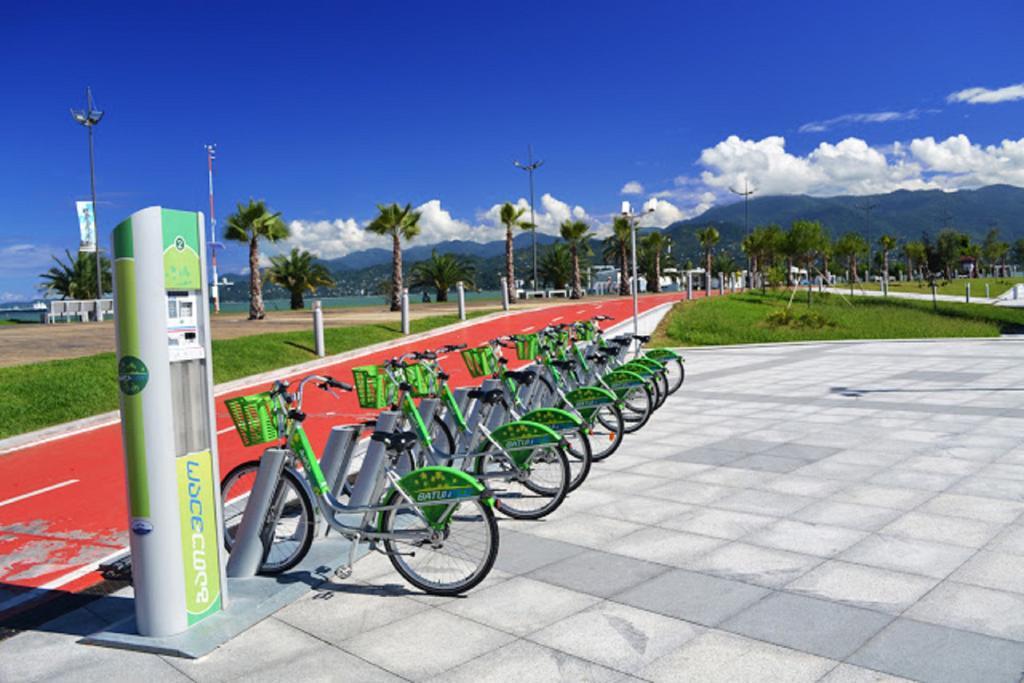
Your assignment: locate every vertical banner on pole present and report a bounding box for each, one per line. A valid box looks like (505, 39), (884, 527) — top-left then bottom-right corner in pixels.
(77, 200), (97, 252)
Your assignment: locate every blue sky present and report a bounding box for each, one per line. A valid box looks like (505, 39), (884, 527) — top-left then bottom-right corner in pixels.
(3, 0), (1023, 299)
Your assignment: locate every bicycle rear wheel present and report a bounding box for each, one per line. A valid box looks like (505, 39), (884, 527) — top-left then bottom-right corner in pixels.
(563, 426), (592, 491)
(664, 358), (685, 394)
(221, 462), (315, 575)
(381, 492), (498, 596)
(589, 404), (624, 461)
(477, 445), (570, 519)
(619, 384), (653, 433)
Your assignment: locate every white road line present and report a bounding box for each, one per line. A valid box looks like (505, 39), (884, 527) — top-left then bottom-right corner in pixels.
(0, 547), (126, 616)
(0, 479), (79, 509)
(552, 316), (564, 322)
(217, 426), (235, 435)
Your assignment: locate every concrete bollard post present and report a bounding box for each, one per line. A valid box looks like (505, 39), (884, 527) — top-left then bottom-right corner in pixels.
(313, 299), (325, 357)
(500, 277), (510, 311)
(985, 283), (990, 299)
(718, 272), (724, 296)
(965, 282), (971, 304)
(401, 288), (410, 335)
(686, 273), (693, 300)
(456, 281), (466, 320)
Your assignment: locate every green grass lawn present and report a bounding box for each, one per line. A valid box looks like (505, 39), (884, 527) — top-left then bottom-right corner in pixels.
(653, 291), (1024, 347)
(0, 311), (494, 440)
(856, 276), (1024, 298)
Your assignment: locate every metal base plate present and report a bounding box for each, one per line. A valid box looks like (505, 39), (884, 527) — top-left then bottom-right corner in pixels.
(81, 535), (369, 659)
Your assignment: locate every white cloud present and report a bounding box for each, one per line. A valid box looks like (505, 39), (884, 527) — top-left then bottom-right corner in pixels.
(799, 110), (923, 133)
(948, 83), (1024, 105)
(908, 135), (1024, 188)
(0, 243), (63, 271)
(620, 181), (644, 195)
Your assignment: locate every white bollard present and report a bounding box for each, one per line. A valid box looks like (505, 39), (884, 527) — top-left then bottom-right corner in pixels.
(500, 277), (510, 311)
(718, 272), (724, 296)
(686, 273), (693, 300)
(401, 288), (410, 335)
(313, 300), (325, 357)
(457, 281), (466, 321)
(985, 283), (990, 299)
(965, 283), (970, 304)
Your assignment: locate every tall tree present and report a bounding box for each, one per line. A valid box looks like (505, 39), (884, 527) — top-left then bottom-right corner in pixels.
(640, 231), (671, 293)
(366, 203), (422, 311)
(499, 202), (531, 303)
(538, 243), (573, 289)
(903, 240), (927, 281)
(559, 219), (592, 299)
(834, 233), (869, 283)
(743, 224), (783, 292)
(878, 234), (898, 286)
(982, 228), (1010, 277)
(935, 228), (969, 280)
(224, 199), (290, 320)
(603, 216), (633, 296)
(409, 250), (475, 302)
(695, 226), (720, 293)
(1014, 239), (1024, 271)
(39, 249), (111, 300)
(786, 220), (827, 303)
(266, 248), (335, 310)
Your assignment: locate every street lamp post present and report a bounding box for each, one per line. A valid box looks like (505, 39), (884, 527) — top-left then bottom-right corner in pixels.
(70, 87), (104, 301)
(514, 145), (544, 291)
(730, 179), (755, 287)
(204, 144), (224, 312)
(858, 200), (877, 282)
(621, 199), (656, 341)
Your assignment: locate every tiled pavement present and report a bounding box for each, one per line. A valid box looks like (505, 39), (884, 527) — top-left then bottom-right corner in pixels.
(4, 337), (1024, 682)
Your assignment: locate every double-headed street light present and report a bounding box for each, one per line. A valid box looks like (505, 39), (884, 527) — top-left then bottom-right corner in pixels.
(70, 87), (104, 300)
(514, 145), (544, 291)
(621, 198), (657, 341)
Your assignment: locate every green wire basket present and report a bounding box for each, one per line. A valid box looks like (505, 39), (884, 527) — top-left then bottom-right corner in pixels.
(461, 346), (497, 378)
(403, 363), (433, 397)
(224, 392), (278, 447)
(351, 365), (396, 409)
(576, 322), (597, 341)
(515, 334), (539, 360)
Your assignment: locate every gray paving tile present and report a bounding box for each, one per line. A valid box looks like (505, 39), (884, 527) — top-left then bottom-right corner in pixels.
(442, 576), (599, 636)
(987, 524), (1024, 556)
(527, 549), (669, 598)
(609, 526), (726, 567)
(950, 549), (1024, 594)
(528, 601), (703, 676)
(712, 489), (818, 516)
(761, 442), (842, 462)
(722, 592), (892, 659)
(919, 493), (1024, 523)
(706, 436), (785, 454)
(688, 466), (782, 488)
(342, 608), (514, 680)
(757, 474), (847, 499)
(640, 630), (835, 683)
(952, 475), (1024, 501)
(492, 529), (588, 575)
(660, 507), (778, 540)
(614, 568), (770, 626)
(171, 617), (401, 682)
(521, 513), (643, 549)
(747, 519), (868, 557)
(818, 663), (915, 682)
(850, 618), (1024, 683)
(689, 542), (822, 588)
(646, 480), (736, 505)
(880, 511), (1002, 548)
(666, 447), (747, 466)
(730, 453), (807, 473)
(787, 560), (938, 615)
(839, 534), (975, 579)
(425, 639), (628, 683)
(791, 500), (903, 532)
(832, 483), (935, 510)
(589, 497), (696, 526)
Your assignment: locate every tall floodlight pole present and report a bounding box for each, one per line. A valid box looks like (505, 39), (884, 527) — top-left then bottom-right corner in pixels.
(730, 179), (755, 286)
(621, 199), (656, 342)
(70, 87), (104, 300)
(514, 146), (544, 291)
(204, 144), (224, 312)
(858, 200), (877, 280)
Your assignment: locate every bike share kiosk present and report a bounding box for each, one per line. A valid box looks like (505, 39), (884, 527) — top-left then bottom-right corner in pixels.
(109, 207), (227, 637)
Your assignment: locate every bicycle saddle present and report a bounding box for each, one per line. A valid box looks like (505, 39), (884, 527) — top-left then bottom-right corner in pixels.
(632, 334), (651, 343)
(587, 354), (610, 364)
(505, 369), (536, 385)
(550, 359), (576, 370)
(467, 388), (506, 405)
(597, 347), (618, 357)
(371, 430), (419, 452)
(608, 337), (631, 347)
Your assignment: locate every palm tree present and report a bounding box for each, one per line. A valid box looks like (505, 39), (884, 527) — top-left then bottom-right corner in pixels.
(366, 203), (422, 311)
(499, 202), (531, 303)
(224, 199), (290, 319)
(640, 231), (671, 293)
(39, 249), (111, 299)
(538, 244), (573, 289)
(695, 226), (720, 293)
(266, 248), (335, 310)
(878, 234), (898, 287)
(409, 250), (475, 302)
(904, 240), (927, 281)
(787, 220), (827, 303)
(559, 219), (592, 298)
(834, 232), (869, 283)
(603, 217), (633, 296)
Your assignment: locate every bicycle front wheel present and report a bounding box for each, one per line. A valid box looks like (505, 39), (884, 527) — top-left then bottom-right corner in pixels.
(620, 384), (654, 433)
(381, 492), (498, 596)
(221, 462), (315, 575)
(479, 445), (571, 519)
(589, 404), (624, 461)
(664, 358), (685, 394)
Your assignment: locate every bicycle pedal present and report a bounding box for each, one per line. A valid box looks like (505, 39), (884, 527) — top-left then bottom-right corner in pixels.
(334, 565), (353, 579)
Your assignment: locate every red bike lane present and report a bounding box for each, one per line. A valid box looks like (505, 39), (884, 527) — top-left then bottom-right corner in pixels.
(0, 292), (690, 615)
